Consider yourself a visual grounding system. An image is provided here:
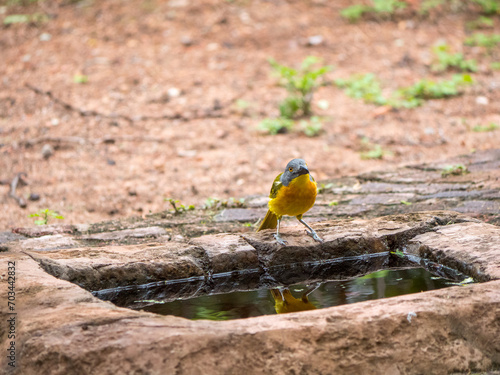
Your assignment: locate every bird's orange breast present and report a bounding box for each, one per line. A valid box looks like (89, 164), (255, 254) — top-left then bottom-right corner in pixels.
(268, 174), (317, 217)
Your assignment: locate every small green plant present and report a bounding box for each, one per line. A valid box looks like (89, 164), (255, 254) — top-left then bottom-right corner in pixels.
(372, 0), (407, 13)
(419, 0), (446, 15)
(393, 74), (473, 107)
(334, 73), (387, 106)
(441, 164), (469, 177)
(466, 16), (494, 30)
(268, 56), (332, 118)
(73, 74), (89, 84)
(341, 0), (407, 22)
(391, 249), (405, 258)
(328, 201), (339, 206)
(360, 138), (389, 160)
(220, 197), (246, 208)
(317, 182), (334, 194)
(360, 144), (386, 160)
(336, 73), (473, 109)
(3, 12), (48, 25)
(341, 4), (369, 22)
(258, 117), (294, 135)
(203, 197), (246, 210)
(400, 200), (412, 205)
(431, 44), (477, 72)
(204, 197), (220, 209)
(165, 198), (194, 214)
(465, 33), (500, 49)
(491, 62), (500, 70)
(471, 0), (499, 15)
(28, 209), (64, 225)
(472, 123), (499, 132)
(300, 116), (323, 137)
(260, 56), (331, 135)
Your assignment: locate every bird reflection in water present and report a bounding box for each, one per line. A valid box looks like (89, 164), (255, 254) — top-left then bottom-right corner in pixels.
(270, 283), (320, 314)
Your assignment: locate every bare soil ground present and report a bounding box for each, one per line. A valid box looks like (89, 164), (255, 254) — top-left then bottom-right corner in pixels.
(1, 0), (499, 230)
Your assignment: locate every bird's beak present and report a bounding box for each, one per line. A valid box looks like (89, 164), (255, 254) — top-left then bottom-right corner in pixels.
(298, 165), (309, 176)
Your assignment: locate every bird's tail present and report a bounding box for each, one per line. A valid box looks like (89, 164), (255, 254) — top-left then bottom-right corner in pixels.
(257, 209), (278, 231)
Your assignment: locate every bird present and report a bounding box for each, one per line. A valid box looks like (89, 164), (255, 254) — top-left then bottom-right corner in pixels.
(270, 288), (318, 314)
(257, 158), (323, 245)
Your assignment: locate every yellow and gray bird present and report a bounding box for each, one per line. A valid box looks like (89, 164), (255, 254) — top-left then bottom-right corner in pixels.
(257, 158), (323, 245)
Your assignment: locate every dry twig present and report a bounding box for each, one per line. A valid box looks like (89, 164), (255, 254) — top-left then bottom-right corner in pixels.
(9, 173), (28, 208)
(25, 84), (233, 123)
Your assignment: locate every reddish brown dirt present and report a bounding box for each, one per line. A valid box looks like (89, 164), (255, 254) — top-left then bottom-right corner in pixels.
(1, 0), (499, 229)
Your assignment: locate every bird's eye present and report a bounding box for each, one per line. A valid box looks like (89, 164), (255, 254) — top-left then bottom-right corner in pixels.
(289, 167), (293, 172)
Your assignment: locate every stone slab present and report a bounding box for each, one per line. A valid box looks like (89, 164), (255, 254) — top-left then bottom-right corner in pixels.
(21, 212), (477, 291)
(1, 247), (499, 375)
(407, 221), (500, 281)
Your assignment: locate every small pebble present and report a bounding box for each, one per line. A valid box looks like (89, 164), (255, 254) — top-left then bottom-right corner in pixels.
(41, 144), (54, 159)
(475, 96), (489, 105)
(167, 87), (181, 97)
(307, 35), (324, 46)
(177, 149), (197, 157)
(39, 33), (52, 42)
(28, 193), (40, 201)
(180, 35), (193, 46)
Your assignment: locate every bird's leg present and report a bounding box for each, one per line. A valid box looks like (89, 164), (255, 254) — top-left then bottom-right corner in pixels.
(304, 282), (321, 297)
(273, 217), (287, 245)
(298, 218), (324, 243)
(301, 282), (321, 303)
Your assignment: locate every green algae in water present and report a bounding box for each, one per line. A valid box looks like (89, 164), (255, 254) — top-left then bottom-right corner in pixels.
(137, 268), (460, 320)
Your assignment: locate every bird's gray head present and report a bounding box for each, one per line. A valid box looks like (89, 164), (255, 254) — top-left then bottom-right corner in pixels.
(280, 158), (310, 186)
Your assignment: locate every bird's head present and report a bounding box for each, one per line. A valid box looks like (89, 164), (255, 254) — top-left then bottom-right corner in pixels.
(280, 158), (310, 186)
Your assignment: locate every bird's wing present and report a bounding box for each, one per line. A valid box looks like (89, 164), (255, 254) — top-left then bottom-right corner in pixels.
(269, 173), (283, 199)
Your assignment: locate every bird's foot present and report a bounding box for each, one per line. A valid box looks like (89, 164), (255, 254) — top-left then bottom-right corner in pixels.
(306, 229), (324, 243)
(273, 233), (288, 246)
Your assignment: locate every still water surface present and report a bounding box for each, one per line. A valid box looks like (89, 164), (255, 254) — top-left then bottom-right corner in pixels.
(138, 268), (457, 320)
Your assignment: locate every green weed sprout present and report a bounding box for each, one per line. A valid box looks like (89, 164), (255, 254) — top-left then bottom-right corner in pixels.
(360, 137), (390, 160)
(203, 197), (220, 210)
(334, 73), (387, 106)
(3, 13), (48, 25)
(300, 116), (323, 137)
(73, 74), (89, 84)
(441, 164), (469, 177)
(259, 56), (331, 135)
(391, 74), (473, 108)
(341, 0), (407, 22)
(269, 56), (332, 118)
(317, 182), (334, 194)
(466, 16), (494, 30)
(472, 123), (499, 132)
(203, 197), (246, 209)
(28, 209), (64, 225)
(335, 73), (473, 109)
(258, 117), (294, 135)
(431, 44), (477, 72)
(165, 198), (194, 214)
(465, 33), (500, 50)
(471, 0), (499, 15)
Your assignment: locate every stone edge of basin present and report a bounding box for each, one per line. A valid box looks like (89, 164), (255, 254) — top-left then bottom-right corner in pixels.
(10, 210), (487, 291)
(1, 209), (500, 374)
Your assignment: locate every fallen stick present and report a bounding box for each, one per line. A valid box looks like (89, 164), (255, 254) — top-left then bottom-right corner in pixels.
(9, 172), (27, 208)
